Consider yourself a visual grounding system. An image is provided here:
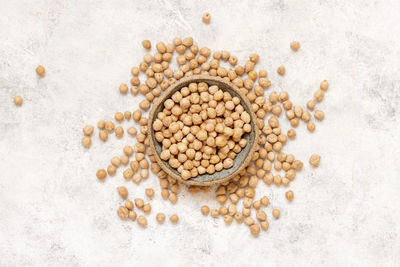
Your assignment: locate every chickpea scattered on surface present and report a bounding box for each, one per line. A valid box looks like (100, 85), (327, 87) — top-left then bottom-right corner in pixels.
(170, 214), (179, 223)
(142, 40), (151, 50)
(117, 206), (129, 219)
(201, 205), (210, 215)
(156, 213), (166, 223)
(96, 169), (106, 180)
(272, 209), (280, 219)
(290, 41), (300, 51)
(81, 136), (91, 148)
(314, 110), (325, 121)
(320, 80), (329, 91)
(202, 12), (211, 24)
(13, 96), (23, 106)
(145, 188), (154, 198)
(260, 221), (269, 231)
(306, 100), (316, 110)
(99, 130), (108, 141)
(36, 65), (45, 76)
(286, 190), (294, 201)
(117, 186), (128, 198)
(309, 154), (321, 167)
(83, 125), (94, 136)
(307, 121), (316, 132)
(277, 65), (286, 76)
(137, 215), (147, 227)
(119, 83), (128, 94)
(250, 224), (260, 237)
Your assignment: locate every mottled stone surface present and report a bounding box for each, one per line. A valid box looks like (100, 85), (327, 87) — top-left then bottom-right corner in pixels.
(0, 0), (399, 266)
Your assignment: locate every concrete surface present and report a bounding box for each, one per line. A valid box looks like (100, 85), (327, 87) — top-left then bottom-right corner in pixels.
(0, 0), (399, 266)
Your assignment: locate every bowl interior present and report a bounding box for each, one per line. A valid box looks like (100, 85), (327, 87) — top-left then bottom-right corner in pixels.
(149, 75), (257, 185)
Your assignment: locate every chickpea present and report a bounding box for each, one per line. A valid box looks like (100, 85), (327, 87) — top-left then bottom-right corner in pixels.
(256, 210), (267, 221)
(81, 136), (91, 148)
(145, 188), (154, 198)
(170, 214), (179, 223)
(96, 169), (106, 180)
(99, 130), (108, 141)
(127, 127), (137, 137)
(137, 215), (147, 227)
(307, 121), (316, 132)
(260, 221), (269, 231)
(115, 126), (124, 138)
(142, 40), (151, 50)
(286, 190), (294, 201)
(202, 12), (211, 24)
(129, 211), (137, 221)
(117, 186), (128, 198)
(309, 154), (321, 167)
(156, 213), (166, 223)
(261, 196), (269, 207)
(13, 96), (23, 106)
(306, 100), (316, 110)
(277, 65), (285, 76)
(36, 65), (45, 76)
(143, 203), (151, 213)
(314, 89), (325, 102)
(224, 215), (233, 225)
(272, 209), (280, 219)
(314, 110), (325, 120)
(320, 80), (329, 91)
(97, 120), (105, 129)
(290, 41), (300, 51)
(201, 205), (210, 215)
(117, 206), (129, 219)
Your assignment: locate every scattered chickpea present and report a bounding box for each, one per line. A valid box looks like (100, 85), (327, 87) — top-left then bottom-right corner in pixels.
(127, 127), (137, 137)
(202, 12), (211, 24)
(83, 125), (94, 136)
(320, 80), (329, 91)
(250, 224), (260, 237)
(156, 213), (166, 223)
(99, 130), (108, 141)
(36, 65), (45, 76)
(142, 40), (151, 50)
(81, 136), (91, 148)
(125, 199), (134, 210)
(272, 209), (280, 219)
(96, 169), (107, 180)
(145, 188), (154, 198)
(260, 221), (269, 231)
(117, 186), (128, 198)
(170, 214), (179, 223)
(201, 205), (210, 215)
(277, 65), (285, 76)
(290, 41), (300, 51)
(117, 206), (129, 219)
(97, 120), (105, 129)
(286, 190), (294, 201)
(314, 110), (325, 121)
(137, 215), (147, 227)
(210, 209), (219, 218)
(119, 83), (128, 94)
(13, 96), (23, 106)
(309, 154), (321, 167)
(307, 121), (316, 132)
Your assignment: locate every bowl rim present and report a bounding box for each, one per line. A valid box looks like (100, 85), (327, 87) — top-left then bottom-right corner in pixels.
(148, 75), (259, 186)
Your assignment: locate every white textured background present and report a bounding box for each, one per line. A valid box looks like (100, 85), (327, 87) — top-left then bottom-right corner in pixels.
(1, 0), (400, 266)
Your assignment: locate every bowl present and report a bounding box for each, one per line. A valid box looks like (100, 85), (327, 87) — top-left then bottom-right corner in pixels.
(148, 75), (259, 186)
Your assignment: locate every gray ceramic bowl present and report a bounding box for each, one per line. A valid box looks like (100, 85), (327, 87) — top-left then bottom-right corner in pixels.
(148, 75), (259, 186)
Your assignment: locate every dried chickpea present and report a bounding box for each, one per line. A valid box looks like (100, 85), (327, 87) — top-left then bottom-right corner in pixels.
(261, 196), (269, 207)
(107, 165), (116, 175)
(307, 121), (316, 132)
(13, 96), (23, 106)
(81, 136), (91, 148)
(156, 213), (166, 223)
(201, 205), (210, 215)
(125, 199), (134, 210)
(36, 65), (45, 76)
(143, 203), (151, 213)
(256, 210), (267, 221)
(272, 209), (280, 219)
(320, 80), (329, 91)
(202, 12), (211, 24)
(117, 206), (129, 219)
(142, 40), (151, 50)
(307, 99), (316, 110)
(314, 110), (325, 120)
(277, 65), (285, 76)
(99, 130), (108, 142)
(117, 186), (128, 198)
(309, 154), (321, 167)
(286, 190), (294, 201)
(290, 41), (300, 51)
(260, 221), (269, 231)
(129, 210), (137, 220)
(145, 188), (154, 198)
(137, 215), (147, 227)
(314, 89), (325, 102)
(170, 214), (179, 223)
(96, 169), (106, 180)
